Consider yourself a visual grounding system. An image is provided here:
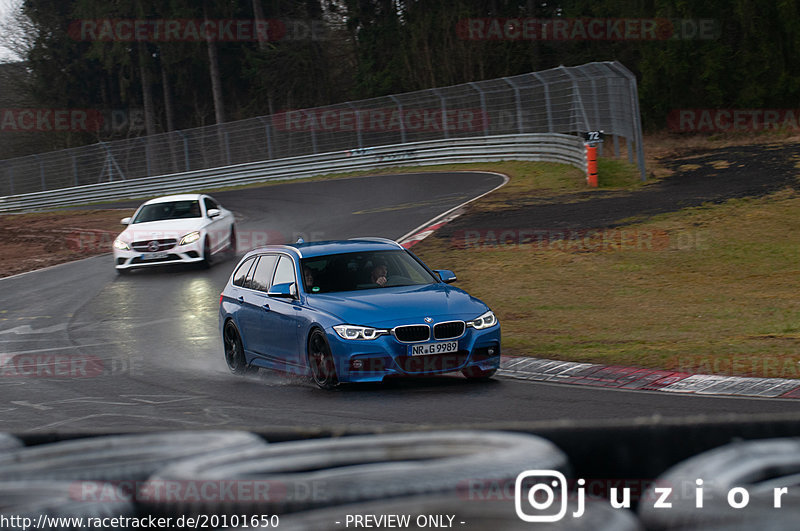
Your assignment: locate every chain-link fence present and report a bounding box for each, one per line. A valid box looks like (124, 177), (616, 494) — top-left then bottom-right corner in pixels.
(0, 61), (644, 197)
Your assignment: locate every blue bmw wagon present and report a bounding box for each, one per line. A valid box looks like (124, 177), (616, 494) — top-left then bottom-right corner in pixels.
(218, 238), (500, 389)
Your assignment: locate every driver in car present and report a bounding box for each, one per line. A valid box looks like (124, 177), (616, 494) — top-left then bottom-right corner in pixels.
(371, 263), (388, 287)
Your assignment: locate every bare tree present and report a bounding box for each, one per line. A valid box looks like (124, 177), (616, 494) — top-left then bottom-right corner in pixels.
(0, 0), (34, 63)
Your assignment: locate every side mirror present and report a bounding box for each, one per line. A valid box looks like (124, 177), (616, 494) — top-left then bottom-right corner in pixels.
(434, 269), (457, 284)
(268, 282), (297, 299)
(207, 208), (221, 219)
(120, 217), (131, 225)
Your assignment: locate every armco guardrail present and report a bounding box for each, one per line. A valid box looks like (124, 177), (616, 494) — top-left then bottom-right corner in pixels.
(0, 133), (585, 213)
(0, 61), (644, 197)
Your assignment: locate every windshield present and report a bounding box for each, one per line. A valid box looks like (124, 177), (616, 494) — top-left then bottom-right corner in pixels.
(132, 200), (202, 223)
(301, 250), (438, 293)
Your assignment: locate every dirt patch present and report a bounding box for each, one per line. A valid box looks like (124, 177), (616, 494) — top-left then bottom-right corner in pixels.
(0, 209), (132, 278)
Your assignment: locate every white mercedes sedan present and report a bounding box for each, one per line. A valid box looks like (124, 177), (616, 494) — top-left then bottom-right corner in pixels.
(112, 194), (236, 274)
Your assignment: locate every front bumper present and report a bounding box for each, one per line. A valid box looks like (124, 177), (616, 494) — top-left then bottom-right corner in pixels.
(113, 240), (204, 270)
(326, 324), (501, 383)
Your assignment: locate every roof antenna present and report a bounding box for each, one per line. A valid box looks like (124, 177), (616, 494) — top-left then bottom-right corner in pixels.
(296, 237), (305, 244)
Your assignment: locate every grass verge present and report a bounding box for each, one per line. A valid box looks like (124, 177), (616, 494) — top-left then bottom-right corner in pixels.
(413, 184), (800, 379)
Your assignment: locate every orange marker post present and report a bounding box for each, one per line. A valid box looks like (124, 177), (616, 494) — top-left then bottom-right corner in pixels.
(585, 143), (598, 187)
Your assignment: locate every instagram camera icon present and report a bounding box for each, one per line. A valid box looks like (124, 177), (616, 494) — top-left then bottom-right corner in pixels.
(515, 470), (568, 523)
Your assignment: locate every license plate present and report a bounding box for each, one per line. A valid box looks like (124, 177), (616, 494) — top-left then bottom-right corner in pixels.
(409, 341), (458, 356)
(140, 252), (169, 260)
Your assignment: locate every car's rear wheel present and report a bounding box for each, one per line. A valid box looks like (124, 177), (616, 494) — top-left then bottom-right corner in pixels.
(462, 366), (497, 381)
(308, 329), (338, 390)
(223, 321), (256, 375)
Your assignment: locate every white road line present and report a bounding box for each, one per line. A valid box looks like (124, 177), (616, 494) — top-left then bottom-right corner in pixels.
(397, 171), (510, 244)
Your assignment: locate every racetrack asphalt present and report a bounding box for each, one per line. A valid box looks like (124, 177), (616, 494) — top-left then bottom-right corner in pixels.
(0, 168), (797, 434)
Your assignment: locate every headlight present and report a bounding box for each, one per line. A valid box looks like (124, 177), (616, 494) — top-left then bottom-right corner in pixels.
(333, 325), (388, 340)
(180, 231), (201, 245)
(113, 239), (130, 251)
(468, 310), (497, 330)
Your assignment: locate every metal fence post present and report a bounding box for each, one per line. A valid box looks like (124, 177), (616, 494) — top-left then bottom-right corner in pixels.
(532, 72), (554, 132)
(431, 88), (449, 139)
(605, 61), (646, 179)
(310, 117), (318, 154)
(34, 155), (45, 191)
(468, 82), (490, 136)
(502, 77), (525, 134)
(589, 77), (603, 157)
(559, 66), (591, 134)
(224, 131), (232, 165)
(259, 117), (274, 160)
(176, 130), (190, 171)
(347, 103), (363, 149)
(139, 138), (152, 176)
(389, 95), (406, 145)
(71, 153), (79, 186)
(7, 165), (13, 196)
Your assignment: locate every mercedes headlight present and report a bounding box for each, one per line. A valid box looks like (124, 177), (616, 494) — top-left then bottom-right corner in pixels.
(468, 310), (497, 330)
(180, 231), (201, 245)
(113, 239), (130, 251)
(333, 325), (388, 340)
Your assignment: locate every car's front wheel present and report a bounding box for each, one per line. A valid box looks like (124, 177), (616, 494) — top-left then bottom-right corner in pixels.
(223, 321), (256, 375)
(308, 329), (338, 390)
(227, 226), (237, 256)
(200, 235), (212, 269)
(462, 366), (497, 381)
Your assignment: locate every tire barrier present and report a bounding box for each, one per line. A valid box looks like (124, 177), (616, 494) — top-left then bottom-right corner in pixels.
(0, 430), (267, 481)
(0, 432), (24, 451)
(0, 481), (135, 530)
(638, 438), (800, 530)
(141, 430), (568, 518)
(273, 493), (643, 531)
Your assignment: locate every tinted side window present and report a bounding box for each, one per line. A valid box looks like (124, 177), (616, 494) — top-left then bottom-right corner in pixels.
(272, 256), (296, 287)
(204, 197), (219, 213)
(232, 257), (255, 287)
(249, 255), (278, 292)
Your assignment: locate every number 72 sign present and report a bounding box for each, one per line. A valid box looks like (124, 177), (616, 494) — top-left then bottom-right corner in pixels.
(582, 131), (605, 143)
